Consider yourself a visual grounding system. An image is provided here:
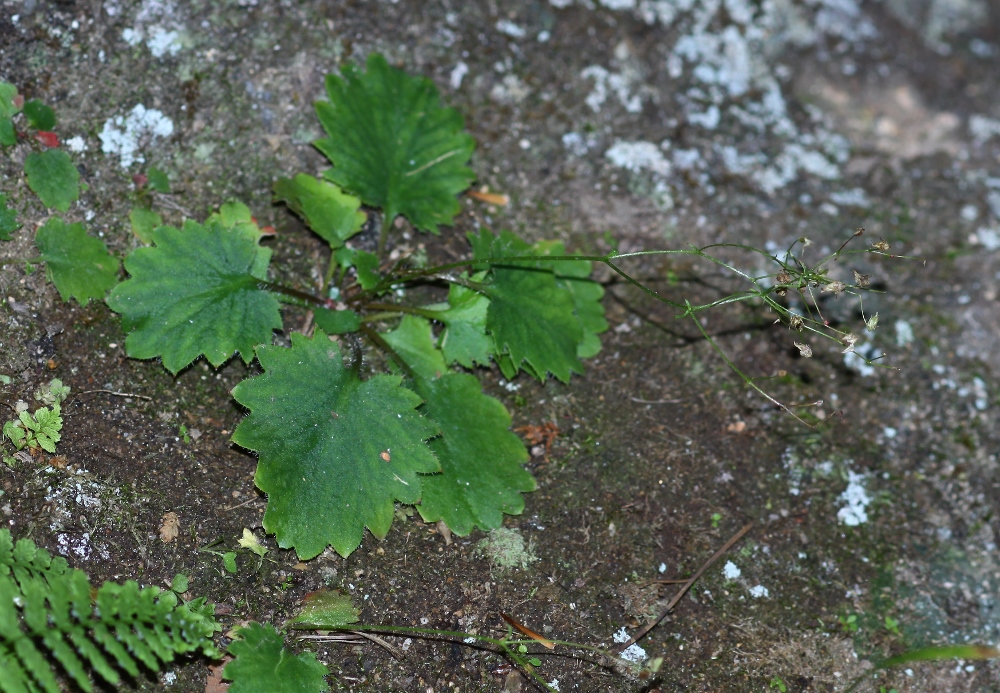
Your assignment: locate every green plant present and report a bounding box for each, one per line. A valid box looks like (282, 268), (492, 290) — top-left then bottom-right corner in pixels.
(3, 402), (62, 455)
(844, 644), (1000, 692)
(769, 677), (787, 692)
(0, 529), (220, 693)
(223, 622), (328, 693)
(839, 613), (860, 634)
(0, 58), (908, 566)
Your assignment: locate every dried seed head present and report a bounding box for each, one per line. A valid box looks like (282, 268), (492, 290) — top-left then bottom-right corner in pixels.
(841, 333), (859, 353)
(854, 227), (865, 237)
(852, 270), (870, 288)
(776, 287), (787, 297)
(776, 271), (792, 285)
(789, 315), (804, 331)
(872, 239), (890, 252)
(866, 313), (879, 331)
(793, 342), (813, 358)
(822, 280), (847, 296)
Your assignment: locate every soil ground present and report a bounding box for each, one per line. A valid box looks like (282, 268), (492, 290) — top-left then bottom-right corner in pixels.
(2, 1), (1000, 692)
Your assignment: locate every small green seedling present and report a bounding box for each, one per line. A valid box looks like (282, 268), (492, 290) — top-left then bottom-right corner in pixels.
(171, 573), (191, 594)
(34, 378), (70, 405)
(839, 613), (859, 634)
(769, 677), (787, 692)
(884, 615), (900, 635)
(3, 401), (63, 453)
(238, 528), (268, 558)
(179, 424), (191, 444)
(711, 512), (722, 529)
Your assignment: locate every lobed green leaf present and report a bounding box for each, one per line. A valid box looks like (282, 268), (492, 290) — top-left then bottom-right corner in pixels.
(24, 150), (80, 211)
(273, 174), (365, 248)
(232, 330), (440, 559)
(22, 100), (55, 131)
(35, 218), (120, 306)
(224, 622), (328, 693)
(107, 214), (282, 374)
(424, 279), (493, 369)
(382, 316), (535, 534)
(315, 53), (475, 233)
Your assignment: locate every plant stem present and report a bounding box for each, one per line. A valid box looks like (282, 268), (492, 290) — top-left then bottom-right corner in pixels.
(364, 302), (441, 320)
(358, 324), (415, 379)
(322, 247), (338, 296)
(256, 280), (328, 309)
(297, 623), (623, 693)
(376, 207), (396, 259)
(684, 302), (811, 427)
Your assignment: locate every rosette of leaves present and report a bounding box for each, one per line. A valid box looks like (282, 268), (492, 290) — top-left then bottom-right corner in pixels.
(95, 56), (605, 560)
(0, 529), (220, 693)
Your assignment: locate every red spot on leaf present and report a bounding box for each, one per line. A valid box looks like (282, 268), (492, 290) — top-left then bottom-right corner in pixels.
(12, 94), (24, 109)
(35, 131), (59, 148)
(132, 173), (148, 189)
(259, 225), (276, 236)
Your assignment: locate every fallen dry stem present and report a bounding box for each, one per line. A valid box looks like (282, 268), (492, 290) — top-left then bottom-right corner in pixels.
(614, 522), (754, 653)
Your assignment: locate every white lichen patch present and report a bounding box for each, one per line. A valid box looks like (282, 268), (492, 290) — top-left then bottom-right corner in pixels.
(605, 140), (671, 176)
(99, 104), (174, 168)
(559, 0), (891, 195)
(749, 584), (769, 598)
(122, 0), (185, 58)
(581, 65), (644, 113)
(42, 467), (122, 561)
(837, 471), (871, 526)
(612, 626), (648, 662)
(65, 136), (88, 153)
(489, 74), (530, 105)
(723, 560), (741, 580)
(474, 527), (537, 571)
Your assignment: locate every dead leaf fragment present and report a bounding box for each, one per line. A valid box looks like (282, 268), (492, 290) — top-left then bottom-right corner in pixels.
(726, 420), (746, 434)
(159, 512), (180, 543)
(468, 188), (510, 206)
(205, 659), (231, 693)
(500, 613), (555, 649)
(436, 520), (453, 545)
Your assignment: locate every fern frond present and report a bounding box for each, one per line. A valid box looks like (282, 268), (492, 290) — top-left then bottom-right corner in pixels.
(0, 529), (220, 693)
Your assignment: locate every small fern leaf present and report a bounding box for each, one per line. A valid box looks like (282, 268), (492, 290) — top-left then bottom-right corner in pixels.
(67, 627), (119, 687)
(14, 637), (60, 693)
(41, 631), (91, 692)
(0, 650), (32, 693)
(0, 529), (219, 692)
(91, 622), (139, 678)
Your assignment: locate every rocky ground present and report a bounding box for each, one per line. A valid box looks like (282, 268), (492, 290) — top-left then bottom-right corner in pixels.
(2, 0), (1000, 691)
